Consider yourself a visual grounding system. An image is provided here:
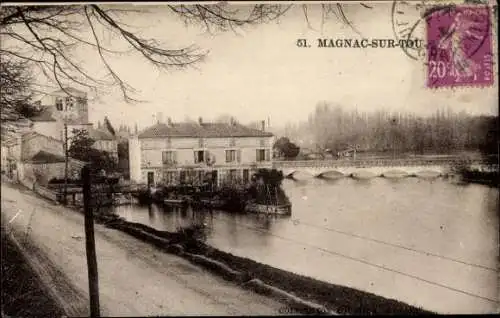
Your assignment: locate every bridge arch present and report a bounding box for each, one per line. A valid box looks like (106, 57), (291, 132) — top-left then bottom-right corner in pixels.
(316, 170), (345, 179)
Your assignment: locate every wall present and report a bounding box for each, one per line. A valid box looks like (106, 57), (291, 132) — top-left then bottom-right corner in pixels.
(128, 136), (142, 183)
(20, 160), (84, 186)
(139, 136), (274, 169)
(32, 122), (62, 141)
(42, 91), (89, 126)
(92, 139), (118, 159)
(21, 134), (64, 161)
(1, 146), (8, 171)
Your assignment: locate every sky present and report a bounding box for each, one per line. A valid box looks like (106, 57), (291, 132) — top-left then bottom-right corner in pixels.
(13, 2), (500, 129)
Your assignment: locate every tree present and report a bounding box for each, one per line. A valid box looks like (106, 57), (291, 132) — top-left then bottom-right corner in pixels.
(0, 3), (382, 104)
(0, 5), (291, 101)
(1, 3), (380, 139)
(282, 142), (300, 159)
(103, 116), (116, 136)
(273, 137), (300, 159)
(117, 140), (129, 179)
(0, 57), (41, 137)
(69, 129), (117, 174)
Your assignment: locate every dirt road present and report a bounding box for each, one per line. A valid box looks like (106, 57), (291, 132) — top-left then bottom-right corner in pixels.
(1, 182), (289, 316)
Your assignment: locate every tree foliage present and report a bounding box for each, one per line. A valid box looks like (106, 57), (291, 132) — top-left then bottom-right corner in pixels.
(280, 103), (498, 160)
(117, 140), (130, 179)
(0, 58), (41, 137)
(68, 129), (117, 173)
(273, 137), (300, 159)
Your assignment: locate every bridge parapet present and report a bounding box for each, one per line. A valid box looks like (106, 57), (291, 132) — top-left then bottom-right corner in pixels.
(273, 157), (487, 169)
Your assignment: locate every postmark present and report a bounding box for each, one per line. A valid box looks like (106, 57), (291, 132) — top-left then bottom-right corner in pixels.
(391, 0), (427, 60)
(426, 4), (493, 88)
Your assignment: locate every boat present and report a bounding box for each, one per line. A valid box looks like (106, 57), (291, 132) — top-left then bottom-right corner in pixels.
(244, 203), (292, 216)
(199, 198), (226, 209)
(112, 193), (137, 206)
(163, 198), (188, 207)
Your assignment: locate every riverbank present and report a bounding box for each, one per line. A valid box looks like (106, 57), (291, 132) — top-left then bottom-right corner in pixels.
(1, 181), (293, 316)
(12, 177), (433, 314)
(97, 213), (434, 315)
(1, 227), (66, 317)
(460, 169), (499, 187)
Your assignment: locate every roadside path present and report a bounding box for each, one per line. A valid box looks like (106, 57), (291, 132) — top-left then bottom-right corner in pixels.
(1, 182), (288, 316)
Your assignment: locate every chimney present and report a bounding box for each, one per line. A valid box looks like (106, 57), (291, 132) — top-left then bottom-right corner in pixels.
(157, 112), (164, 124)
(261, 120), (265, 132)
(198, 117), (203, 125)
(167, 117), (173, 126)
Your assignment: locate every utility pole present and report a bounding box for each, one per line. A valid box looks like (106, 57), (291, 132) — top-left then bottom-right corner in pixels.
(82, 165), (100, 317)
(64, 123), (69, 205)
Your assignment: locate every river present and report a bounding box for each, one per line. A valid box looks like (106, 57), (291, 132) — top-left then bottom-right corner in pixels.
(112, 177), (499, 314)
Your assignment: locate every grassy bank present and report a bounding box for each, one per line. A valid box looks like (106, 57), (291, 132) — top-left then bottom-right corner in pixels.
(100, 215), (435, 315)
(1, 228), (66, 318)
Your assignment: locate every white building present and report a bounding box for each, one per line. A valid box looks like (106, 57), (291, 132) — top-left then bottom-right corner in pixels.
(88, 127), (118, 160)
(2, 88), (91, 185)
(39, 87), (93, 143)
(129, 117), (274, 186)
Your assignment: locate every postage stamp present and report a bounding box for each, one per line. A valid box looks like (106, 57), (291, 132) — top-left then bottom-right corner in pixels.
(426, 5), (494, 88)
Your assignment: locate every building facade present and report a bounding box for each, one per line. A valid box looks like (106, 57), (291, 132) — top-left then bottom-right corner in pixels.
(88, 127), (118, 160)
(39, 87), (92, 143)
(129, 118), (274, 186)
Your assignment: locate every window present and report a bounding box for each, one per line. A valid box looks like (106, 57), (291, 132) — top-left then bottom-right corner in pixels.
(163, 171), (177, 185)
(198, 138), (204, 148)
(243, 169), (249, 183)
(194, 150), (205, 163)
(65, 97), (71, 111)
(162, 151), (176, 164)
(256, 149), (270, 162)
(256, 149), (266, 162)
(225, 150), (236, 163)
(56, 98), (63, 111)
(260, 139), (266, 147)
(229, 138), (236, 147)
(229, 169), (237, 182)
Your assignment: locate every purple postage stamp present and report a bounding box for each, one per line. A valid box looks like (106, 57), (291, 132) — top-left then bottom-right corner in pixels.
(426, 5), (493, 88)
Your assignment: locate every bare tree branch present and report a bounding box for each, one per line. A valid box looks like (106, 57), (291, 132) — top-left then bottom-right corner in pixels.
(0, 3), (373, 137)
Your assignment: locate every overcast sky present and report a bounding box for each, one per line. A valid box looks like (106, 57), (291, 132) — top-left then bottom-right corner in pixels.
(33, 2), (500, 129)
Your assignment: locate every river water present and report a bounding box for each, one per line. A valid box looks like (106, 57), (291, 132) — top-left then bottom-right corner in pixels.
(113, 177), (499, 314)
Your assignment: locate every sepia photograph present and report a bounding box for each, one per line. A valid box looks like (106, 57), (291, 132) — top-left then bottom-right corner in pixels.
(1, 0), (498, 316)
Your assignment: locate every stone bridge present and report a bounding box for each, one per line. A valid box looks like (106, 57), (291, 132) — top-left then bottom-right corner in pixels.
(272, 157), (491, 179)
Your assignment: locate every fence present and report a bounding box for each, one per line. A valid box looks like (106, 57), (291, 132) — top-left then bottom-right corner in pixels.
(33, 183), (59, 202)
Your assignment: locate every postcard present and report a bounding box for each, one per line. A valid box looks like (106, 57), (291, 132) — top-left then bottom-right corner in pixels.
(1, 1), (498, 316)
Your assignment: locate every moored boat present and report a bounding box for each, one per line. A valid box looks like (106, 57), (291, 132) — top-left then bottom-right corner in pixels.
(244, 203), (292, 216)
(199, 198), (226, 209)
(164, 198), (188, 207)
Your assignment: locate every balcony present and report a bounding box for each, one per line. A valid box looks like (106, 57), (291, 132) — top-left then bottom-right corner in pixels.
(162, 160), (178, 168)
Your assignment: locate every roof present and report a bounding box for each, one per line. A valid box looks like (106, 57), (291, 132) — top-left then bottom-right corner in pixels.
(52, 87), (87, 97)
(30, 108), (57, 122)
(89, 127), (115, 141)
(26, 150), (65, 164)
(22, 131), (62, 144)
(138, 122), (274, 139)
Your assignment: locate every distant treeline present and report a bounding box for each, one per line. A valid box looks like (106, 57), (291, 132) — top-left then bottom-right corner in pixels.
(281, 103), (498, 156)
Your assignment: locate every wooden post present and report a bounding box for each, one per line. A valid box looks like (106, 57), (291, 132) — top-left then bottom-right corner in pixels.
(64, 123), (69, 205)
(82, 165), (100, 317)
